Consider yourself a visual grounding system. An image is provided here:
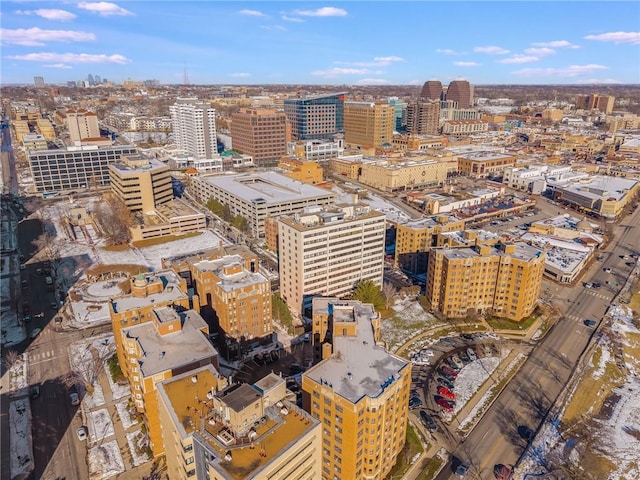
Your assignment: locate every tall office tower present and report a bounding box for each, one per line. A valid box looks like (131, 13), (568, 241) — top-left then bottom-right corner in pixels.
(277, 201), (386, 315)
(65, 109), (101, 142)
(343, 101), (395, 147)
(387, 97), (406, 131)
(446, 80), (473, 108)
(230, 108), (288, 166)
(406, 100), (441, 135)
(425, 242), (545, 322)
(94, 75), (101, 84)
(420, 80), (443, 101)
(284, 92), (346, 141)
(87, 74), (95, 86)
(302, 297), (412, 480)
(169, 97), (217, 159)
(109, 154), (173, 212)
(33, 76), (45, 88)
(576, 94), (615, 114)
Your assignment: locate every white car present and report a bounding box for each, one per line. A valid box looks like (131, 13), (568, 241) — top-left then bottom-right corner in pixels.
(604, 267), (612, 273)
(76, 426), (88, 441)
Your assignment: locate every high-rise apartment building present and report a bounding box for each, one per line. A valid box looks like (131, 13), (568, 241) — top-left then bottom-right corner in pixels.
(284, 93), (346, 141)
(406, 100), (441, 135)
(277, 202), (386, 314)
(169, 97), (217, 159)
(302, 297), (411, 480)
(230, 108), (288, 166)
(109, 154), (173, 212)
(157, 366), (322, 480)
(425, 242), (545, 322)
(65, 109), (100, 142)
(343, 101), (395, 147)
(420, 80), (443, 101)
(33, 76), (45, 88)
(446, 80), (473, 109)
(190, 253), (273, 360)
(575, 94), (615, 114)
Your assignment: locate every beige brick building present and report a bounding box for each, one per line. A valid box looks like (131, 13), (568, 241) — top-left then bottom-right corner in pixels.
(343, 101), (395, 148)
(109, 154), (173, 212)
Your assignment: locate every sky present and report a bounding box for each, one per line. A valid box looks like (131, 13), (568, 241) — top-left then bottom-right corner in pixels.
(1, 1), (639, 86)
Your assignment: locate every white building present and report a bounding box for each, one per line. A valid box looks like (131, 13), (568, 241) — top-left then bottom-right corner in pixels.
(169, 98), (217, 160)
(286, 137), (345, 162)
(502, 164), (573, 193)
(277, 202), (386, 314)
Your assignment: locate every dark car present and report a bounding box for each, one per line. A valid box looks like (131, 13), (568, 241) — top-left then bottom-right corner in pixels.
(289, 364), (304, 375)
(409, 397), (423, 408)
(494, 464), (512, 480)
(518, 425), (535, 442)
(455, 463), (469, 477)
(437, 377), (455, 390)
(625, 261), (635, 267)
(584, 319), (597, 327)
(435, 396), (455, 412)
(438, 365), (458, 378)
(592, 282), (602, 288)
(420, 410), (438, 431)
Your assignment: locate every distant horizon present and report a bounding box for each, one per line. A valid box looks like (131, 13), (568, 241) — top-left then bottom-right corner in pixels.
(1, 1), (638, 85)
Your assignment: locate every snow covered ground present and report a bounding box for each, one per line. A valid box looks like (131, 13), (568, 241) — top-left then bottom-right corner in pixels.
(452, 357), (501, 415)
(103, 362), (131, 400)
(9, 398), (33, 479)
(136, 230), (225, 270)
(87, 408), (115, 445)
(380, 295), (439, 352)
(125, 429), (151, 467)
(83, 382), (106, 410)
(115, 399), (138, 430)
(88, 440), (125, 480)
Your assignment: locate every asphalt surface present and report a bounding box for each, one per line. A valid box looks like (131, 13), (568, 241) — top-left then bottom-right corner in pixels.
(435, 205), (640, 480)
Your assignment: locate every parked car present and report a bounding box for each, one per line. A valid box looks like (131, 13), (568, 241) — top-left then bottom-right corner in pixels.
(625, 261), (635, 267)
(438, 366), (458, 378)
(467, 348), (477, 361)
(450, 355), (464, 369)
(69, 392), (80, 406)
(459, 351), (471, 364)
(437, 377), (455, 390)
(455, 463), (469, 477)
(518, 425), (535, 442)
(30, 385), (40, 399)
(420, 410), (438, 431)
(583, 282), (593, 288)
(76, 426), (88, 441)
(437, 386), (455, 400)
(604, 267), (612, 273)
(435, 397), (455, 412)
(409, 397), (423, 408)
(584, 319), (597, 327)
(29, 328), (41, 339)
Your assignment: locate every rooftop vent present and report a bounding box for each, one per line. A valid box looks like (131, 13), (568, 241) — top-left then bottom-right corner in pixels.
(191, 375), (198, 383)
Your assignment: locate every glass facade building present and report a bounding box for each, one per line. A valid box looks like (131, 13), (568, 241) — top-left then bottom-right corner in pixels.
(284, 92), (345, 141)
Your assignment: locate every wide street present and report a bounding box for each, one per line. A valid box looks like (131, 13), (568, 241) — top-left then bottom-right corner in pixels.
(437, 205), (640, 479)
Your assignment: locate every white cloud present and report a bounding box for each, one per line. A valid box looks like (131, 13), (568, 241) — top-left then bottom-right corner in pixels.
(524, 47), (556, 56)
(474, 46), (509, 55)
(293, 7), (347, 17)
(312, 67), (370, 78)
(499, 55), (539, 64)
(531, 40), (578, 48)
(8, 52), (131, 64)
(77, 2), (133, 17)
(239, 9), (265, 17)
(584, 32), (640, 45)
(282, 15), (304, 22)
(575, 78), (623, 84)
(408, 79), (422, 85)
(16, 9), (77, 21)
(355, 78), (390, 85)
(335, 56), (404, 68)
(43, 63), (72, 69)
(511, 64), (608, 78)
(0, 27), (95, 46)
(454, 61), (481, 67)
(230, 72), (251, 78)
(260, 25), (286, 31)
(436, 49), (467, 55)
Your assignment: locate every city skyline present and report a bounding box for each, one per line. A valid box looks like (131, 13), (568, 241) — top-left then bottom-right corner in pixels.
(1, 1), (639, 85)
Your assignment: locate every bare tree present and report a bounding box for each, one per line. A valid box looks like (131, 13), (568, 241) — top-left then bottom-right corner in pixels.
(32, 232), (61, 276)
(381, 282), (398, 310)
(94, 193), (135, 245)
(2, 350), (21, 370)
(62, 341), (115, 395)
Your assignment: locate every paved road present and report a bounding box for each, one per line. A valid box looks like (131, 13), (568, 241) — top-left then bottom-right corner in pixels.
(436, 206), (639, 479)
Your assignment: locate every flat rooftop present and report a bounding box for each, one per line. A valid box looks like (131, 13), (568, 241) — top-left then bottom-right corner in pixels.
(404, 214), (462, 229)
(305, 298), (409, 403)
(440, 241), (544, 262)
(198, 171), (335, 205)
(192, 255), (268, 293)
(122, 308), (217, 377)
(111, 270), (187, 313)
(441, 229), (502, 245)
(159, 366), (319, 480)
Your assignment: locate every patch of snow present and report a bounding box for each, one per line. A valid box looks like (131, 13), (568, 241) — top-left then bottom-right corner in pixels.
(1, 307), (27, 347)
(137, 230), (225, 270)
(88, 440), (125, 480)
(591, 341), (611, 380)
(381, 295), (438, 351)
(87, 408), (115, 445)
(115, 399), (138, 430)
(126, 429), (151, 467)
(9, 398), (34, 479)
(82, 382), (106, 409)
(453, 357), (501, 414)
(96, 245), (145, 266)
(68, 300), (111, 329)
(8, 353), (29, 396)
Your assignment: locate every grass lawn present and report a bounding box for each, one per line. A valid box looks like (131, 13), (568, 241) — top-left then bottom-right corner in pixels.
(102, 244), (130, 251)
(486, 310), (540, 331)
(132, 231), (201, 248)
(415, 455), (445, 480)
(386, 423), (424, 479)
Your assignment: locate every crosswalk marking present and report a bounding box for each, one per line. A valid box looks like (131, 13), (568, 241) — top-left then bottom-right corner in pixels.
(29, 350), (55, 363)
(582, 290), (611, 301)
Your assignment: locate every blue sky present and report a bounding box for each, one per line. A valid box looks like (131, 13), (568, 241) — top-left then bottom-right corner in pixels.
(1, 1), (639, 85)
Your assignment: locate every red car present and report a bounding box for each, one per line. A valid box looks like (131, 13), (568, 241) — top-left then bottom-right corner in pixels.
(437, 386), (455, 400)
(438, 366), (458, 378)
(494, 464), (512, 480)
(436, 397), (454, 412)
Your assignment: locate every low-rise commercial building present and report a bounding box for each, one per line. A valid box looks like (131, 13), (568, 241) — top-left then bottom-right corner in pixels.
(130, 198), (206, 242)
(22, 134), (48, 151)
(455, 150), (516, 178)
(109, 154), (173, 212)
(287, 136), (345, 162)
(277, 157), (324, 185)
(158, 366), (321, 480)
(441, 120), (488, 137)
(302, 297), (411, 480)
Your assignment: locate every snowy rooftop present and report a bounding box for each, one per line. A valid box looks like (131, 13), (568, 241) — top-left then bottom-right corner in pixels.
(304, 298), (409, 404)
(522, 233), (590, 273)
(197, 171), (335, 205)
(441, 229), (502, 245)
(441, 242), (543, 262)
(555, 175), (639, 201)
(111, 270), (187, 313)
(404, 214), (463, 229)
(192, 256), (268, 292)
(532, 213), (598, 230)
(123, 308), (217, 377)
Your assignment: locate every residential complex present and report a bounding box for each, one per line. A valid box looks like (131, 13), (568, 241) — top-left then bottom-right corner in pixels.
(158, 366), (321, 480)
(109, 154), (173, 212)
(302, 297), (412, 480)
(28, 144), (138, 193)
(425, 242), (545, 322)
(445, 80), (474, 108)
(170, 97), (218, 159)
(65, 109), (101, 143)
(188, 171), (335, 238)
(406, 100), (440, 135)
(230, 108), (288, 166)
(284, 93), (346, 141)
(277, 202), (386, 314)
(343, 101), (395, 148)
(576, 94), (615, 114)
